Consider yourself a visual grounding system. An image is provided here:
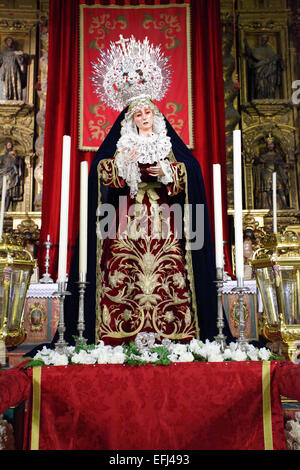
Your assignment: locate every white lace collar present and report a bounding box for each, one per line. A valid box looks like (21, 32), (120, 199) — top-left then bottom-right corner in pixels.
(116, 130), (171, 165)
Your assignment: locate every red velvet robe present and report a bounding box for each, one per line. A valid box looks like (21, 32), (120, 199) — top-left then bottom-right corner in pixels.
(96, 157), (198, 345)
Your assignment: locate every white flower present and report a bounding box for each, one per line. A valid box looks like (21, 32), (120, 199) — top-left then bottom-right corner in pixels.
(258, 348), (271, 361)
(176, 351), (194, 363)
(200, 340), (221, 359)
(285, 420), (300, 450)
(222, 348), (233, 361)
(247, 350), (259, 361)
(29, 337), (275, 367)
(140, 351), (159, 363)
(111, 346), (126, 364)
(96, 349), (112, 364)
(169, 343), (189, 355)
(50, 351), (69, 366)
(161, 338), (172, 348)
(231, 349), (248, 362)
(207, 353), (224, 362)
(33, 345), (51, 363)
(168, 352), (180, 363)
(188, 338), (204, 355)
(72, 350), (96, 365)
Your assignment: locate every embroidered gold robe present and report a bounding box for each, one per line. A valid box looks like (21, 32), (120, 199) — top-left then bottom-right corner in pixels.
(96, 156), (198, 345)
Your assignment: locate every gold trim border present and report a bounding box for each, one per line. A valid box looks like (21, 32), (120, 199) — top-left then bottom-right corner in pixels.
(30, 366), (42, 451)
(79, 2), (193, 151)
(262, 361), (274, 450)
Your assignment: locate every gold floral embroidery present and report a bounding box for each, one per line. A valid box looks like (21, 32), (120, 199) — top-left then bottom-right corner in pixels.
(168, 162), (186, 196)
(96, 150), (200, 343)
(98, 158), (125, 188)
(98, 232), (196, 341)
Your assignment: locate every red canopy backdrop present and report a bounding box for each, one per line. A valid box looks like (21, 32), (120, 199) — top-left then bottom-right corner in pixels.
(38, 0), (232, 280)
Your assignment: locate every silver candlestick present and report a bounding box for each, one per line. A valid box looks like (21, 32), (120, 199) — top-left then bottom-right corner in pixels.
(54, 280), (71, 353)
(231, 278), (250, 351)
(214, 267), (227, 352)
(40, 234), (54, 283)
(75, 272), (88, 346)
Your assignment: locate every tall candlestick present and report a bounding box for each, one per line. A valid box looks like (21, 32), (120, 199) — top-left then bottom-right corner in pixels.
(233, 130), (244, 285)
(79, 161), (88, 280)
(273, 172), (277, 233)
(0, 175), (7, 241)
(213, 164), (224, 270)
(57, 135), (71, 283)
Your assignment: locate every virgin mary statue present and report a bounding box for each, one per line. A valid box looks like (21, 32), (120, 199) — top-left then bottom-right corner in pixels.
(53, 36), (232, 347)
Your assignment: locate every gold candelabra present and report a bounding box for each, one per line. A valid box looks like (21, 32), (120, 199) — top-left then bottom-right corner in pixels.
(0, 234), (35, 350)
(250, 231), (300, 361)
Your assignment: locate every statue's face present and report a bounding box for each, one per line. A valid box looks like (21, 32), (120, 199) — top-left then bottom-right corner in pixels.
(4, 37), (13, 48)
(133, 107), (153, 134)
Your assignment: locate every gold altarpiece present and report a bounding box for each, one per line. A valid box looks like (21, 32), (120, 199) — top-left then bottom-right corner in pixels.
(221, 0), (300, 244)
(0, 0), (48, 260)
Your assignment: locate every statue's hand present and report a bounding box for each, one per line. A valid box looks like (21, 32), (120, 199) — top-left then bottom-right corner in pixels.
(123, 148), (139, 164)
(146, 164), (165, 177)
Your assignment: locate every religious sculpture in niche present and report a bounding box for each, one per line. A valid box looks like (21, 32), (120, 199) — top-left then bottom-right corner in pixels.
(0, 36), (28, 102)
(244, 35), (284, 100)
(0, 140), (24, 211)
(253, 134), (290, 210)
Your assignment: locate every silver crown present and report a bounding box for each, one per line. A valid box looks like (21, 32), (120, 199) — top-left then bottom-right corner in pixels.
(91, 35), (172, 111)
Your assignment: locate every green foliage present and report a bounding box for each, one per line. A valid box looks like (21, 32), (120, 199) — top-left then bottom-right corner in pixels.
(23, 359), (45, 369)
(191, 353), (207, 362)
(269, 353), (283, 361)
(151, 346), (171, 366)
(123, 342), (172, 367)
(21, 337), (284, 369)
(73, 336), (96, 354)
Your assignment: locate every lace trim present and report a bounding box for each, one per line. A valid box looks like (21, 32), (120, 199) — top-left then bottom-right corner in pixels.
(115, 103), (174, 198)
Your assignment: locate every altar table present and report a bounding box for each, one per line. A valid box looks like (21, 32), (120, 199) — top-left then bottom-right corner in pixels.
(1, 360), (297, 451)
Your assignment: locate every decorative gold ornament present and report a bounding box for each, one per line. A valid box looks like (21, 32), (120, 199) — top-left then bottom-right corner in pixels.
(250, 232), (300, 360)
(0, 233), (35, 348)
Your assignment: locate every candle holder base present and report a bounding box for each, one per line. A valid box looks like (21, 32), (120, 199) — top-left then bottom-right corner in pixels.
(40, 273), (54, 284)
(231, 283), (251, 351)
(75, 279), (89, 346)
(53, 281), (71, 353)
(214, 268), (227, 352)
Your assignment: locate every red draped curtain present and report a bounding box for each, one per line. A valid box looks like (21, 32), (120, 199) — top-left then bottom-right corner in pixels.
(38, 0), (232, 280)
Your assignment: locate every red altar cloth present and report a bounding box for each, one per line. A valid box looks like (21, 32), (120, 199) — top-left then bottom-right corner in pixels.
(1, 361), (299, 450)
(19, 361), (289, 451)
(0, 365), (31, 413)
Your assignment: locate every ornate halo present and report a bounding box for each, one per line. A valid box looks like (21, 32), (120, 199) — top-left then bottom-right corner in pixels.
(90, 35), (172, 112)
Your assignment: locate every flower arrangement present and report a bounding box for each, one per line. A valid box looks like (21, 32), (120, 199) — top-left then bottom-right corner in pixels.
(25, 333), (281, 368)
(0, 416), (15, 450)
(285, 413), (300, 450)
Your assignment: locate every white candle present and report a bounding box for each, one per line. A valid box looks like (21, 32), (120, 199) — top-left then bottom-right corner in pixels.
(273, 172), (277, 233)
(213, 164), (224, 270)
(0, 175), (7, 241)
(79, 161), (88, 281)
(57, 135), (71, 283)
(233, 130), (244, 285)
